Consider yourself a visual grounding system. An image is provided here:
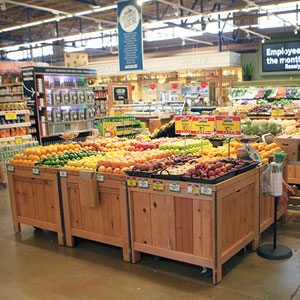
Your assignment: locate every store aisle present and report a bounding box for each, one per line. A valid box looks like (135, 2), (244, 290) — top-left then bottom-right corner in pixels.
(0, 188), (299, 300)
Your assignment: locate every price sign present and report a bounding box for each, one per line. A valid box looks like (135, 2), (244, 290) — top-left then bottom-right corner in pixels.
(175, 116), (192, 135)
(60, 170), (68, 178)
(190, 116), (215, 135)
(272, 108), (285, 117)
(32, 167), (40, 175)
(96, 173), (104, 182)
(153, 180), (164, 191)
(215, 116), (241, 136)
(169, 182), (180, 193)
(187, 184), (200, 195)
(127, 177), (137, 187)
(15, 138), (23, 144)
(200, 184), (213, 196)
(5, 112), (17, 120)
(138, 178), (149, 189)
(7, 165), (15, 172)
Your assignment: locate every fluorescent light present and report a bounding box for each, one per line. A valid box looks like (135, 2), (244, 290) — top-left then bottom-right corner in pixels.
(1, 25), (21, 31)
(93, 5), (117, 12)
(75, 10), (93, 16)
(21, 21), (43, 28)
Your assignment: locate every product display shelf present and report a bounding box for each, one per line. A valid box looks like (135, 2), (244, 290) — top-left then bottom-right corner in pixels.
(60, 170), (131, 262)
(128, 168), (260, 284)
(7, 165), (64, 245)
(0, 122), (31, 130)
(0, 134), (32, 143)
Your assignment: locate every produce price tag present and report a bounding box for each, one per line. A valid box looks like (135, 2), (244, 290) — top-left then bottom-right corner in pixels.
(138, 178), (149, 189)
(15, 138), (23, 144)
(271, 107), (285, 117)
(127, 177), (137, 187)
(169, 182), (180, 193)
(190, 116), (215, 135)
(215, 116), (241, 136)
(96, 173), (104, 182)
(188, 184), (200, 195)
(153, 180), (164, 191)
(175, 116), (193, 135)
(7, 165), (14, 172)
(32, 167), (40, 175)
(200, 184), (213, 196)
(60, 170), (68, 178)
(5, 112), (17, 120)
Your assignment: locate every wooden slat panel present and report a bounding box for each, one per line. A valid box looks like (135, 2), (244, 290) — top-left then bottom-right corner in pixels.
(175, 197), (193, 254)
(111, 193), (122, 238)
(101, 192), (114, 236)
(202, 200), (213, 259)
(150, 194), (175, 250)
(44, 181), (56, 224)
(68, 187), (82, 229)
(32, 181), (47, 222)
(132, 191), (152, 245)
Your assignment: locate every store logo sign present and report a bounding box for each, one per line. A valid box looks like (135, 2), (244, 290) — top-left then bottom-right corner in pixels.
(119, 5), (140, 33)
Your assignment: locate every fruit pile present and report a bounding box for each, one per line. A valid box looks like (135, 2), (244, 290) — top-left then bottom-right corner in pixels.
(66, 155), (104, 171)
(184, 158), (257, 181)
(11, 143), (82, 166)
(159, 139), (213, 155)
(36, 150), (100, 168)
(250, 142), (281, 163)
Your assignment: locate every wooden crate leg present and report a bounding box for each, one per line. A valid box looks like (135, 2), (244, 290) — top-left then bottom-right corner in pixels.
(131, 251), (141, 264)
(122, 248), (131, 262)
(13, 222), (21, 234)
(65, 235), (75, 247)
(212, 266), (222, 285)
(251, 236), (260, 251)
(57, 232), (65, 246)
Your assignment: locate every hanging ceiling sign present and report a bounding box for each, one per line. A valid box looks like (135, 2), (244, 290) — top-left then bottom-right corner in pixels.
(262, 42), (300, 72)
(117, 0), (144, 71)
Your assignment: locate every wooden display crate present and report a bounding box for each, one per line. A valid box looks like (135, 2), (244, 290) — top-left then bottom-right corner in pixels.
(60, 170), (131, 262)
(259, 165), (288, 233)
(7, 165), (64, 245)
(127, 168), (260, 284)
(274, 138), (300, 162)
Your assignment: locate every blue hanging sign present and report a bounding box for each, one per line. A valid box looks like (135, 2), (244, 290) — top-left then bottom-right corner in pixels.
(117, 0), (144, 71)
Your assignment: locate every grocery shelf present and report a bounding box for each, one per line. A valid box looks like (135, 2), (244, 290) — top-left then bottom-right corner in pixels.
(45, 103), (94, 108)
(0, 92), (23, 96)
(0, 110), (30, 116)
(0, 122), (31, 129)
(0, 98), (24, 103)
(0, 83), (22, 87)
(48, 119), (95, 125)
(0, 134), (32, 143)
(41, 129), (92, 138)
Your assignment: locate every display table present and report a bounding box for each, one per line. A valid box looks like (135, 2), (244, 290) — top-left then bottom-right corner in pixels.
(127, 168), (260, 284)
(7, 165), (64, 245)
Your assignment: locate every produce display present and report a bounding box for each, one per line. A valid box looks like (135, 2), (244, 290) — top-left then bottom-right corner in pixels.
(151, 119), (177, 138)
(0, 127), (27, 138)
(242, 119), (283, 136)
(0, 102), (27, 111)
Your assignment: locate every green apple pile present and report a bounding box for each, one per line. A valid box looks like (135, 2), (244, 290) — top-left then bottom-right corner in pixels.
(158, 139), (213, 155)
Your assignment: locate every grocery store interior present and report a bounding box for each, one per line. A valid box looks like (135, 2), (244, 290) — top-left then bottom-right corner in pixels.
(1, 0), (300, 299)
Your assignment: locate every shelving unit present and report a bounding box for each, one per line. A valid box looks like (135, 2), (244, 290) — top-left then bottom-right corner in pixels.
(21, 66), (97, 144)
(93, 85), (108, 118)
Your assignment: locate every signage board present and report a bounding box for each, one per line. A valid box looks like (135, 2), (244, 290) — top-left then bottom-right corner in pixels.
(117, 0), (143, 71)
(190, 116), (215, 135)
(175, 116), (192, 135)
(113, 86), (129, 101)
(215, 116), (241, 136)
(262, 42), (300, 72)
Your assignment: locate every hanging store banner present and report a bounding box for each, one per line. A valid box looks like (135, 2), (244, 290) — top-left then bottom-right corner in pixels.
(117, 0), (143, 71)
(215, 116), (241, 136)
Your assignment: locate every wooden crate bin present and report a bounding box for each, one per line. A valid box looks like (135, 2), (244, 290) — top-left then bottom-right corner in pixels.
(288, 163), (300, 185)
(259, 165), (288, 234)
(274, 138), (300, 162)
(127, 168), (260, 284)
(60, 170), (131, 262)
(7, 165), (64, 245)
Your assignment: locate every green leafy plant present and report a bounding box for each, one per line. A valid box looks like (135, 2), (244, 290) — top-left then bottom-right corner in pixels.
(242, 61), (255, 81)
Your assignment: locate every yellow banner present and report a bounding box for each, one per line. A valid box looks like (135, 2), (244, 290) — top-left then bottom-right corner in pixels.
(5, 112), (17, 120)
(175, 116), (192, 135)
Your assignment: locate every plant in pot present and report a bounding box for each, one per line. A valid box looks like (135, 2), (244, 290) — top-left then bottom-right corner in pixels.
(242, 61), (255, 81)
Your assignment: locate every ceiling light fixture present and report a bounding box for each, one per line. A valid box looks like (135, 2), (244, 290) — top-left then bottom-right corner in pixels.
(294, 28), (298, 34)
(182, 38), (186, 45)
(262, 38), (265, 43)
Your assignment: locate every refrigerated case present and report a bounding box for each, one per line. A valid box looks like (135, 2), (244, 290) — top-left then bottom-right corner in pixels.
(21, 66), (97, 144)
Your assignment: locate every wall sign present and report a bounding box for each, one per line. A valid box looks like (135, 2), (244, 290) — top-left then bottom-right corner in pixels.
(113, 86), (129, 101)
(262, 42), (300, 72)
(117, 0), (143, 71)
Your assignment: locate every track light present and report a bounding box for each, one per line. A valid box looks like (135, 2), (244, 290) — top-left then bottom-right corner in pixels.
(174, 8), (180, 17)
(98, 22), (103, 30)
(294, 28), (298, 35)
(247, 32), (251, 39)
(182, 39), (186, 46)
(262, 38), (265, 43)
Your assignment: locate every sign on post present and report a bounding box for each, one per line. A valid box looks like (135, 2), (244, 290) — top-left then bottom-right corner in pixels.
(215, 116), (241, 136)
(190, 116), (215, 135)
(175, 116), (192, 135)
(117, 0), (143, 71)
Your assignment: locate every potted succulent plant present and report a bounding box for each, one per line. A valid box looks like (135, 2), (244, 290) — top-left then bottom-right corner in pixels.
(242, 61), (255, 81)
